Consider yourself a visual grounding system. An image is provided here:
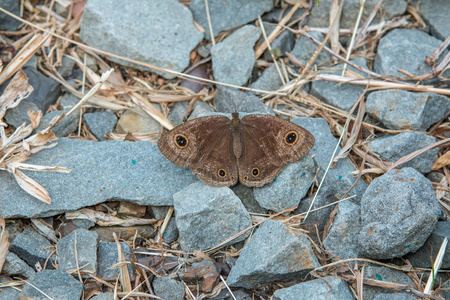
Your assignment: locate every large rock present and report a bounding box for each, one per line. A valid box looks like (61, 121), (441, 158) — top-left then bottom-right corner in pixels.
(80, 0), (203, 78)
(419, 0), (450, 41)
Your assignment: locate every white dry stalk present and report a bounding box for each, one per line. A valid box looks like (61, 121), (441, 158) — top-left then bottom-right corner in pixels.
(65, 208), (157, 227)
(424, 237), (449, 294)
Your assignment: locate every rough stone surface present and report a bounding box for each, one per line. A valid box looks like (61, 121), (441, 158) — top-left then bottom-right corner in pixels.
(0, 139), (198, 219)
(153, 277), (185, 300)
(58, 229), (98, 275)
(370, 132), (438, 173)
(249, 64), (284, 93)
(262, 22), (295, 62)
(91, 292), (114, 300)
(186, 101), (215, 120)
(0, 0), (22, 31)
(19, 270), (83, 300)
(406, 221), (450, 269)
(80, 0), (203, 79)
(311, 57), (368, 111)
(84, 111), (117, 141)
(227, 220), (320, 289)
(211, 25), (261, 86)
(374, 29), (446, 81)
(36, 107), (80, 137)
(173, 182), (252, 251)
(190, 0), (273, 39)
(214, 87), (275, 115)
(419, 0), (450, 40)
(366, 90), (450, 131)
(307, 0), (407, 29)
(97, 241), (136, 281)
(2, 252), (36, 278)
(58, 55), (76, 77)
(22, 67), (60, 112)
(273, 276), (355, 300)
(363, 265), (416, 300)
(292, 117), (368, 202)
(9, 227), (55, 270)
(373, 294), (416, 300)
(290, 31), (332, 67)
(0, 275), (20, 300)
(162, 217), (179, 244)
(3, 100), (40, 128)
(253, 156), (315, 212)
(232, 183), (268, 215)
(358, 168), (441, 259)
(323, 201), (362, 259)
(116, 106), (162, 134)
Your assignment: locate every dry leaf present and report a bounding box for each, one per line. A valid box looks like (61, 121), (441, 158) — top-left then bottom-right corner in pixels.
(65, 208), (158, 227)
(432, 150), (450, 170)
(0, 213), (9, 273)
(9, 166), (51, 204)
(0, 69), (34, 121)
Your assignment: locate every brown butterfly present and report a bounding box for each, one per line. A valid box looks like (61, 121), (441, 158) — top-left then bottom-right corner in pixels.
(157, 112), (315, 187)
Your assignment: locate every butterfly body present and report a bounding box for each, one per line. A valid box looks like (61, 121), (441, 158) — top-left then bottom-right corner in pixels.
(157, 113), (315, 187)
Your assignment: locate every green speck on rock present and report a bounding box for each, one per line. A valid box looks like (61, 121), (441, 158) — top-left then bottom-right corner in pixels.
(132, 160), (136, 165)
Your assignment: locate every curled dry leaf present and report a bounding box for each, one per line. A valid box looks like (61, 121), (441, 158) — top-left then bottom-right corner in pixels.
(8, 166), (51, 204)
(432, 150), (450, 170)
(0, 69), (33, 121)
(65, 208), (158, 227)
(0, 213), (9, 273)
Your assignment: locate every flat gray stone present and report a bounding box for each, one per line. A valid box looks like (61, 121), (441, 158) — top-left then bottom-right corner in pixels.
(173, 182), (252, 251)
(0, 139), (198, 219)
(273, 276), (355, 300)
(253, 156), (315, 212)
(323, 201), (362, 259)
(419, 0), (450, 40)
(374, 29), (445, 81)
(97, 241), (136, 281)
(2, 252), (36, 278)
(9, 227), (55, 270)
(307, 0), (407, 28)
(0, 275), (20, 300)
(0, 0), (21, 31)
(370, 132), (438, 173)
(211, 25), (261, 86)
(58, 229), (98, 275)
(290, 31), (332, 67)
(19, 270), (83, 300)
(3, 99), (39, 128)
(363, 265), (416, 300)
(190, 0), (273, 39)
(153, 277), (185, 300)
(249, 64), (284, 93)
(215, 87), (275, 115)
(227, 220), (320, 289)
(84, 111), (117, 141)
(358, 168), (441, 259)
(22, 67), (61, 112)
(366, 90), (450, 131)
(80, 0), (203, 79)
(311, 57), (368, 111)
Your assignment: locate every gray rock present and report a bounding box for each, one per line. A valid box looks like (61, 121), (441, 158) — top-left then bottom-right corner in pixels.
(72, 219), (95, 230)
(311, 57), (368, 111)
(58, 229), (98, 275)
(437, 280), (450, 299)
(0, 275), (20, 300)
(20, 270), (83, 300)
(80, 0), (203, 79)
(232, 183), (268, 215)
(9, 227), (55, 270)
(162, 217), (179, 244)
(264, 7), (308, 24)
(373, 293), (416, 300)
(363, 265), (416, 300)
(3, 100), (40, 128)
(366, 90), (450, 131)
(419, 0), (450, 40)
(227, 220), (320, 289)
(153, 277), (185, 300)
(2, 252), (36, 278)
(374, 29), (445, 81)
(0, 139), (198, 219)
(262, 22), (295, 62)
(60, 93), (78, 108)
(84, 110), (117, 141)
(190, 0), (273, 39)
(0, 0), (21, 31)
(273, 276), (355, 300)
(253, 156), (315, 212)
(97, 241), (136, 281)
(292, 117), (368, 202)
(91, 292), (114, 300)
(407, 222), (450, 269)
(290, 31), (332, 67)
(215, 87), (275, 115)
(323, 201), (362, 259)
(23, 55), (37, 69)
(370, 132), (438, 173)
(151, 206), (171, 219)
(211, 25), (261, 86)
(173, 182), (252, 251)
(36, 107), (80, 137)
(187, 101), (215, 120)
(116, 106), (162, 134)
(168, 101), (189, 126)
(249, 64), (284, 93)
(58, 55), (76, 77)
(307, 0), (407, 29)
(358, 168), (441, 259)
(22, 67), (61, 112)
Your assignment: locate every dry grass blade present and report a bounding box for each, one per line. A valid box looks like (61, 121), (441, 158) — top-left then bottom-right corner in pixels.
(424, 237), (448, 295)
(31, 218), (58, 243)
(130, 92), (174, 130)
(329, 0), (343, 58)
(0, 69), (33, 122)
(0, 213), (9, 273)
(114, 233), (132, 293)
(65, 208), (158, 227)
(0, 32), (51, 85)
(432, 150), (450, 170)
(8, 166), (52, 204)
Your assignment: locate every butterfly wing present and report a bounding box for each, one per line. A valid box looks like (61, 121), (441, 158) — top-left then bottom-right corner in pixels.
(157, 115), (238, 187)
(238, 115), (315, 187)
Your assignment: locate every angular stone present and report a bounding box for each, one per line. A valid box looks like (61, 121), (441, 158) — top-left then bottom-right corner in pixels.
(214, 87), (274, 115)
(80, 0), (203, 79)
(36, 107), (80, 137)
(58, 229), (98, 275)
(227, 220), (320, 289)
(83, 111), (117, 141)
(419, 0), (450, 40)
(211, 25), (261, 86)
(2, 252), (36, 278)
(0, 139), (198, 219)
(0, 275), (20, 300)
(91, 292), (114, 300)
(153, 277), (185, 300)
(290, 31), (331, 67)
(261, 22), (295, 62)
(116, 106), (161, 134)
(0, 0), (21, 31)
(363, 265), (416, 300)
(358, 168), (441, 259)
(249, 64), (284, 93)
(22, 67), (61, 112)
(3, 101), (40, 128)
(173, 182), (252, 251)
(97, 241), (136, 281)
